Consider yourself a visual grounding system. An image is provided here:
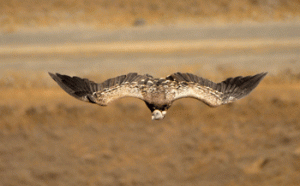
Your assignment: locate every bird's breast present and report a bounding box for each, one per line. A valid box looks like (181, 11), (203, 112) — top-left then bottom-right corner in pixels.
(143, 85), (169, 105)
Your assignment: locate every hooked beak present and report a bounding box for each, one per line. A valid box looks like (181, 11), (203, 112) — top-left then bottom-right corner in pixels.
(151, 110), (167, 120)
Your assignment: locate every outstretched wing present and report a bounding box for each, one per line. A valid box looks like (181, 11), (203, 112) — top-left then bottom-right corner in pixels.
(49, 72), (150, 106)
(165, 72), (267, 107)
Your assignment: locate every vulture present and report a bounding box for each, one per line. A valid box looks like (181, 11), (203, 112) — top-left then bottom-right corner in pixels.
(49, 72), (267, 120)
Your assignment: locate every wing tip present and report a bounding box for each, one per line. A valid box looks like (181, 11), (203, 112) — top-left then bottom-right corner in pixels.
(48, 72), (68, 85)
(48, 72), (55, 78)
(251, 71), (268, 86)
(48, 72), (61, 82)
(224, 71), (268, 100)
(258, 72), (268, 78)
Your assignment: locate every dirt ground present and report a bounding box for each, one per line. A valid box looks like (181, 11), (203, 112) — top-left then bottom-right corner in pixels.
(1, 1), (300, 185)
(0, 69), (300, 186)
(1, 0), (300, 32)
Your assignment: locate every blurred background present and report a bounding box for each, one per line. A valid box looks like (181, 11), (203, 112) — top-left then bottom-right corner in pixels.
(0, 0), (300, 185)
(0, 0), (300, 31)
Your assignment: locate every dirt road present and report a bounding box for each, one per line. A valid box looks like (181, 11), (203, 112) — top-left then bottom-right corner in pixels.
(1, 22), (300, 76)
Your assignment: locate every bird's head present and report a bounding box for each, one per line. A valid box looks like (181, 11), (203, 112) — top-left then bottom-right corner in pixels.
(151, 110), (167, 120)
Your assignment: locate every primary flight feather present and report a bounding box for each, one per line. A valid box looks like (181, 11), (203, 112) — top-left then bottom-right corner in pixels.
(49, 72), (267, 120)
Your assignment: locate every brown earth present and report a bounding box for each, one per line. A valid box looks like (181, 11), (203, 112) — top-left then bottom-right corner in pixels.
(1, 0), (300, 32)
(1, 1), (300, 185)
(0, 70), (300, 186)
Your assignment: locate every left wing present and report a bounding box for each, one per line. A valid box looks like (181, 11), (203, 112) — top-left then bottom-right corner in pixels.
(49, 72), (151, 106)
(165, 72), (267, 107)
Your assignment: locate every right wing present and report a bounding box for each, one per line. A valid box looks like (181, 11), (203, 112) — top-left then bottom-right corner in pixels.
(165, 72), (267, 107)
(49, 72), (151, 106)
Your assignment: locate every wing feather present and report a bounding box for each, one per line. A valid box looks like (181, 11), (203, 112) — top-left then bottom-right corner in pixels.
(123, 73), (138, 83)
(166, 72), (267, 107)
(49, 72), (148, 106)
(114, 74), (126, 85)
(108, 78), (115, 87)
(188, 73), (197, 82)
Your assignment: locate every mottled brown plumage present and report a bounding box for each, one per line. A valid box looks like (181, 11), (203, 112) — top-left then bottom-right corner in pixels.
(49, 72), (267, 120)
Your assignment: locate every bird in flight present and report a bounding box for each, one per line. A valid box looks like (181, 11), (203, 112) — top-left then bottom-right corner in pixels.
(49, 72), (267, 120)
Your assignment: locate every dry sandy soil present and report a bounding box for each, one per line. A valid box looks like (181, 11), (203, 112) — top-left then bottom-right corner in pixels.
(0, 69), (300, 186)
(1, 0), (300, 32)
(1, 1), (300, 185)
